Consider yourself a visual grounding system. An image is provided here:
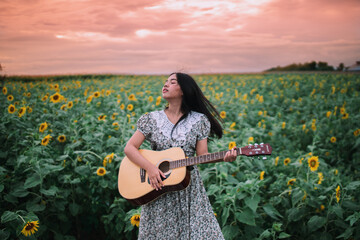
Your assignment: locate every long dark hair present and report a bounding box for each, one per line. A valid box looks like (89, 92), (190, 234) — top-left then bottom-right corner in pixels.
(168, 72), (223, 139)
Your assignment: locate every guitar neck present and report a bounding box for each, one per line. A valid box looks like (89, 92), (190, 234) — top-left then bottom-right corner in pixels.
(168, 143), (272, 169)
(169, 148), (241, 169)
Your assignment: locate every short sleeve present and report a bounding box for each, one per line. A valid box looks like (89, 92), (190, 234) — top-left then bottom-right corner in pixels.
(197, 115), (211, 140)
(137, 113), (154, 139)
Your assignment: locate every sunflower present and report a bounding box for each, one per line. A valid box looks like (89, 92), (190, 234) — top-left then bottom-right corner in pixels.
(230, 122), (236, 129)
(281, 122), (286, 129)
(96, 167), (106, 176)
(308, 156), (319, 171)
(340, 107), (345, 115)
(111, 113), (118, 120)
(330, 136), (336, 143)
(156, 96), (162, 106)
(220, 111), (226, 119)
(98, 115), (106, 121)
(112, 122), (119, 130)
(336, 185), (340, 203)
(39, 122), (48, 133)
(127, 104), (134, 111)
(2, 86), (7, 95)
(50, 93), (63, 103)
(53, 84), (59, 90)
(318, 172), (324, 184)
(326, 111), (332, 118)
(41, 135), (52, 146)
(41, 95), (48, 101)
(128, 94), (137, 101)
(260, 171), (265, 180)
(274, 156), (279, 166)
(120, 103), (125, 110)
(60, 104), (67, 111)
(228, 141), (236, 150)
(58, 135), (66, 143)
(130, 214), (140, 227)
(93, 91), (100, 98)
(86, 95), (93, 104)
(341, 113), (349, 119)
(148, 96), (154, 102)
(26, 92), (31, 97)
(8, 104), (16, 114)
(21, 220), (39, 236)
(284, 158), (291, 166)
(354, 129), (360, 137)
(106, 90), (111, 96)
(248, 137), (254, 144)
(105, 153), (115, 163)
(287, 178), (296, 186)
(67, 101), (73, 109)
(18, 107), (26, 117)
(7, 95), (14, 101)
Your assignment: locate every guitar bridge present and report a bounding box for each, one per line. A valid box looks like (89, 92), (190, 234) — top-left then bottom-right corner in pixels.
(140, 168), (146, 183)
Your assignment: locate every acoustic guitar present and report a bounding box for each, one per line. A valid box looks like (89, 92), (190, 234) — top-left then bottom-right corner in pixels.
(118, 143), (272, 205)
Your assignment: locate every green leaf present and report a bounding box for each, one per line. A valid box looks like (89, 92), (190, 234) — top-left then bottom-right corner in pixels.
(342, 200), (360, 211)
(346, 181), (360, 190)
(336, 227), (354, 239)
(57, 155), (69, 161)
(69, 203), (80, 216)
(0, 184), (4, 192)
(26, 203), (46, 212)
(245, 194), (260, 213)
(345, 212), (360, 226)
(279, 232), (291, 239)
(263, 203), (282, 220)
(235, 208), (256, 226)
(0, 229), (10, 240)
(1, 211), (18, 223)
(307, 216), (327, 232)
(332, 205), (343, 219)
(24, 174), (42, 188)
(222, 225), (239, 239)
(75, 165), (90, 176)
(287, 208), (304, 222)
(11, 186), (29, 197)
(291, 189), (304, 207)
(40, 186), (58, 196)
(221, 207), (230, 226)
(259, 229), (271, 239)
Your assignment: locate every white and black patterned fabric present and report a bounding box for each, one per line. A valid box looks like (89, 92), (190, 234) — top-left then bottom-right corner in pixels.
(136, 110), (224, 240)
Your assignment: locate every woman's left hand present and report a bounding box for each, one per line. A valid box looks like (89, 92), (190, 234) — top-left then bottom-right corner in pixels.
(224, 147), (237, 162)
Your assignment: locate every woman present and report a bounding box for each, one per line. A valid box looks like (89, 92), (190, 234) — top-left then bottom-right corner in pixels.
(124, 72), (237, 239)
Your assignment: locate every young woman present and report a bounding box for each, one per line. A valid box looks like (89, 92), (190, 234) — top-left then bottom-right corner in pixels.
(124, 72), (237, 239)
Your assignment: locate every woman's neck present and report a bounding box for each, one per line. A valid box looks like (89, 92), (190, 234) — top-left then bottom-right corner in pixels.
(166, 99), (182, 116)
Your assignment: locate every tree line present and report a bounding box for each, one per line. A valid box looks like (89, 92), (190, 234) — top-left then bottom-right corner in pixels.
(265, 61), (345, 72)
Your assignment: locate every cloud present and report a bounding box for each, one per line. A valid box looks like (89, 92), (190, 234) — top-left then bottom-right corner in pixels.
(0, 0), (359, 75)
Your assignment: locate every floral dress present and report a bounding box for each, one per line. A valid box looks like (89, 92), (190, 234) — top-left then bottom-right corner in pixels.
(136, 110), (224, 240)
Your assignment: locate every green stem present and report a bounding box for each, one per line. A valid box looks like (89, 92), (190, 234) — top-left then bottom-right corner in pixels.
(17, 214), (26, 224)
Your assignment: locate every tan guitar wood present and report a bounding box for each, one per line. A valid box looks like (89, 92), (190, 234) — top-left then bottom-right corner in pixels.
(118, 147), (188, 205)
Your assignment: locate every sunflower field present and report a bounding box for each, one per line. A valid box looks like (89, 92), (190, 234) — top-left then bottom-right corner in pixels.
(0, 73), (359, 239)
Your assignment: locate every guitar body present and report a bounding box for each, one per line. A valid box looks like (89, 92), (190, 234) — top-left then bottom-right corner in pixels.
(118, 147), (190, 206)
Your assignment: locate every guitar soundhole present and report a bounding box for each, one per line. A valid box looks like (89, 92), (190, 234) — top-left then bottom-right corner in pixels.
(158, 161), (170, 173)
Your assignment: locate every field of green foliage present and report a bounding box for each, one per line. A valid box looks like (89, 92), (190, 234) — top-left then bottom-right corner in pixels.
(1, 73), (359, 239)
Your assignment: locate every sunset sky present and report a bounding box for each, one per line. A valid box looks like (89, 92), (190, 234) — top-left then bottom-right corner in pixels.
(0, 0), (359, 75)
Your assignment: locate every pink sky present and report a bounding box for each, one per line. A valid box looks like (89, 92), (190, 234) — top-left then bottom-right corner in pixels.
(0, 0), (359, 75)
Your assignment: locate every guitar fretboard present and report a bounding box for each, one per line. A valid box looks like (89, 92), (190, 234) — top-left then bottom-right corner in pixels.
(169, 149), (239, 169)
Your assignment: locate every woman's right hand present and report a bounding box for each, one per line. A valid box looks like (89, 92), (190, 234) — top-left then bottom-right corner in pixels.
(147, 165), (165, 191)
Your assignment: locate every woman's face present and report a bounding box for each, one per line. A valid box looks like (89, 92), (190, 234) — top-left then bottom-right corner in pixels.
(162, 74), (183, 100)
